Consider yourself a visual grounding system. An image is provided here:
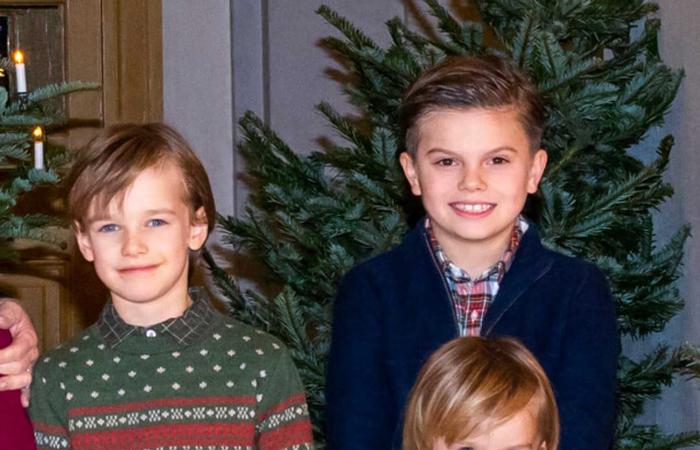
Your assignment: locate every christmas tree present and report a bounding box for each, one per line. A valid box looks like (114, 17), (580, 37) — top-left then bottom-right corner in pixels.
(206, 0), (700, 447)
(0, 54), (95, 263)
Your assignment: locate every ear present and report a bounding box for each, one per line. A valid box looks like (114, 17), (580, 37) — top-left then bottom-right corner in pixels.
(399, 151), (422, 196)
(74, 223), (95, 262)
(188, 207), (209, 251)
(527, 149), (548, 194)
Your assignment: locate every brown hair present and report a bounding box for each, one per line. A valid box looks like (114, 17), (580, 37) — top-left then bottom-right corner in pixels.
(67, 123), (216, 237)
(399, 55), (544, 155)
(402, 337), (559, 450)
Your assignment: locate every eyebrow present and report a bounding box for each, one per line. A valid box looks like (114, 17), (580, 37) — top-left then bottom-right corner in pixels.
(85, 214), (112, 225)
(144, 208), (178, 216)
(86, 209), (177, 225)
(425, 146), (518, 155)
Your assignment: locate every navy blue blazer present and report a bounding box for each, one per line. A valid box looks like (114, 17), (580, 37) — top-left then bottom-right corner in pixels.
(326, 220), (619, 450)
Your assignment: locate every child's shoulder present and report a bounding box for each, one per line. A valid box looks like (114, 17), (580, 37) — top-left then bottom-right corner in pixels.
(213, 315), (290, 360)
(32, 325), (102, 383)
(343, 221), (427, 280)
(538, 241), (605, 277)
(509, 221), (605, 276)
(522, 237), (610, 296)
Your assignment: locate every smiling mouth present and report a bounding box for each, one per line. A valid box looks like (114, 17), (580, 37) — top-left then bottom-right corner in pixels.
(118, 264), (159, 274)
(451, 203), (495, 214)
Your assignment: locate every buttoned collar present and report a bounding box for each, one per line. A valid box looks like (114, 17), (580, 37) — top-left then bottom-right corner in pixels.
(96, 289), (216, 349)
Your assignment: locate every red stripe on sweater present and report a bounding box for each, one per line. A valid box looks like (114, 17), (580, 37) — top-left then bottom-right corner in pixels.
(32, 422), (66, 435)
(72, 422), (256, 448)
(258, 393), (307, 421)
(258, 420), (313, 449)
(70, 395), (256, 416)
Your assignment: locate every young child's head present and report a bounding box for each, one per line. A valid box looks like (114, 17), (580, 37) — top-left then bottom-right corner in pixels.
(398, 56), (548, 268)
(399, 55), (544, 156)
(403, 337), (559, 450)
(67, 124), (215, 315)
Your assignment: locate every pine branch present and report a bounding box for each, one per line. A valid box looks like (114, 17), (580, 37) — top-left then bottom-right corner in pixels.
(638, 432), (700, 450)
(617, 349), (675, 420)
(510, 14), (538, 68)
(317, 5), (379, 50)
(673, 344), (700, 382)
(202, 247), (273, 330)
(27, 81), (99, 106)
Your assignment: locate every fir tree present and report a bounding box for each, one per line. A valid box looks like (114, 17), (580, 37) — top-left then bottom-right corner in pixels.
(207, 1), (700, 447)
(0, 56), (96, 263)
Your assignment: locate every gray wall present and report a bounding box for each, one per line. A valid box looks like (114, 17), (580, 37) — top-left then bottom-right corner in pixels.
(633, 0), (700, 438)
(163, 0), (700, 440)
(164, 0), (408, 219)
(163, 0), (235, 217)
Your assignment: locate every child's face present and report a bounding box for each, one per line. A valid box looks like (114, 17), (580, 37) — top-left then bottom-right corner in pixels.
(433, 407), (546, 450)
(400, 107), (546, 261)
(75, 163), (208, 322)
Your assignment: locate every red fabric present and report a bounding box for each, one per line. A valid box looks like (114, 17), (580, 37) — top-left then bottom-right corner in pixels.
(0, 329), (36, 450)
(72, 423), (256, 449)
(257, 421), (314, 449)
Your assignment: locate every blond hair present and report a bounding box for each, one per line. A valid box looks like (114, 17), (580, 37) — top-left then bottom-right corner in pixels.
(66, 123), (215, 236)
(403, 337), (559, 450)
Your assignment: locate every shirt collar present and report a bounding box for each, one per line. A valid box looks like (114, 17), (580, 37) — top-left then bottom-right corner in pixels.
(426, 216), (528, 282)
(97, 288), (216, 349)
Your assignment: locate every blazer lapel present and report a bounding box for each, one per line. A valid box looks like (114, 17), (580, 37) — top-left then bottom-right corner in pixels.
(482, 224), (553, 335)
(401, 221), (459, 354)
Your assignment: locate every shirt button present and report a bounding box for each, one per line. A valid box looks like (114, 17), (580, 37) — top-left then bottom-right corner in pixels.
(145, 329), (157, 338)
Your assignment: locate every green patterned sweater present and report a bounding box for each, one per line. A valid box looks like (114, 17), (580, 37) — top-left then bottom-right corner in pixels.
(29, 292), (313, 450)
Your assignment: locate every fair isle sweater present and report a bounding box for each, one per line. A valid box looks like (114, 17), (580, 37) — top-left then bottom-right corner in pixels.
(29, 292), (313, 450)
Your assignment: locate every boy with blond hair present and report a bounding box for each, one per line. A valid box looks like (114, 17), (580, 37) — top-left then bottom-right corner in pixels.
(326, 56), (619, 449)
(29, 124), (313, 449)
(403, 337), (559, 450)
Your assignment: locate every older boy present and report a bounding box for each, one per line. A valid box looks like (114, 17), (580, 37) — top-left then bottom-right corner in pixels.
(29, 124), (313, 449)
(326, 56), (619, 450)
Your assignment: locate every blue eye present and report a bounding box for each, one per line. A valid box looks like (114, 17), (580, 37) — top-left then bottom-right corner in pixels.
(98, 223), (119, 233)
(147, 218), (167, 227)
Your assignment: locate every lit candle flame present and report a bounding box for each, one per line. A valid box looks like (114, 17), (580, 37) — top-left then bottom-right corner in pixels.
(32, 126), (43, 140)
(13, 50), (24, 65)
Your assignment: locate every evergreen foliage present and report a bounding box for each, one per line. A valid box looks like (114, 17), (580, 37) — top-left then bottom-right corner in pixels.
(0, 59), (96, 262)
(208, 1), (700, 447)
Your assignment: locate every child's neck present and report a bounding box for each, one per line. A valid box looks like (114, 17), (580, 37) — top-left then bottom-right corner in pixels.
(111, 291), (193, 327)
(436, 229), (513, 279)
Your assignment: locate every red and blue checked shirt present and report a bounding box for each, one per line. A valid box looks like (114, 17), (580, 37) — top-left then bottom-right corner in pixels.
(426, 216), (527, 336)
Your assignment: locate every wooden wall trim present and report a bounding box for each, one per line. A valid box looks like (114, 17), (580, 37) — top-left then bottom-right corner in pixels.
(102, 0), (162, 125)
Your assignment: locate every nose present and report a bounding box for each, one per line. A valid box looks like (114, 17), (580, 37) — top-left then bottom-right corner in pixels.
(121, 230), (147, 256)
(458, 164), (486, 191)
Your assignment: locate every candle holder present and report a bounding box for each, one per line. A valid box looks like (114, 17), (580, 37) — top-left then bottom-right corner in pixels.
(16, 91), (28, 110)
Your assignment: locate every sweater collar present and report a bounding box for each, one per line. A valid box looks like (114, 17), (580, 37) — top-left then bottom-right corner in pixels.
(96, 288), (216, 350)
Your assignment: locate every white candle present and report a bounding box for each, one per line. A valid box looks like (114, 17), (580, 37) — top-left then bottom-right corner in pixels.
(13, 50), (26, 94)
(33, 126), (44, 170)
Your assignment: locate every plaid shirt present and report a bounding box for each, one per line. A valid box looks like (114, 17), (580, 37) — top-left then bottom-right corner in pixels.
(427, 217), (528, 336)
